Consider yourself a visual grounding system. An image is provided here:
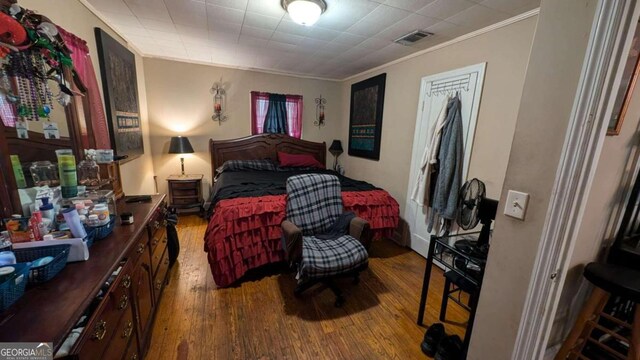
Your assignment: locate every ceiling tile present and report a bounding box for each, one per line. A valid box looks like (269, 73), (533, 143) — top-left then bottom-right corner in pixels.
(446, 5), (509, 29)
(347, 5), (411, 36)
(176, 24), (209, 41)
(125, 0), (172, 22)
(480, 0), (538, 14)
(90, 0), (133, 15)
(207, 4), (246, 24)
(384, 0), (437, 12)
(417, 0), (476, 20)
(274, 20), (311, 37)
(205, 0), (248, 11)
(333, 32), (366, 46)
(165, 0), (208, 27)
(238, 34), (270, 48)
(210, 20), (242, 34)
(375, 14), (439, 41)
(208, 30), (240, 44)
(246, 0), (286, 18)
(305, 27), (341, 41)
(271, 31), (305, 45)
(240, 25), (274, 40)
(244, 12), (282, 30)
(425, 20), (469, 39)
(101, 12), (142, 27)
(138, 18), (176, 32)
(267, 40), (298, 52)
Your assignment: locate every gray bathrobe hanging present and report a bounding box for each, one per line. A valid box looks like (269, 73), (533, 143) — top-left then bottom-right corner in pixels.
(427, 95), (463, 233)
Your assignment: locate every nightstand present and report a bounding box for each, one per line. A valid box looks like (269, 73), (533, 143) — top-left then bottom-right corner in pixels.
(166, 174), (204, 216)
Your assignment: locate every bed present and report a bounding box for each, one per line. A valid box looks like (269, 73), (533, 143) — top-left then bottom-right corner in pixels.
(204, 134), (399, 287)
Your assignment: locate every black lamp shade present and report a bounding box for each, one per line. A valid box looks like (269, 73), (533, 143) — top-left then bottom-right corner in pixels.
(329, 140), (343, 156)
(168, 136), (194, 154)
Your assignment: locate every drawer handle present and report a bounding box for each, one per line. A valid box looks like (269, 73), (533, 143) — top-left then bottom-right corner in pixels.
(132, 355), (138, 360)
(118, 294), (129, 310)
(153, 220), (160, 229)
(162, 237), (167, 244)
(155, 279), (162, 290)
(122, 274), (132, 289)
(122, 320), (133, 339)
(164, 258), (169, 265)
(162, 219), (168, 227)
(136, 243), (145, 254)
(92, 320), (107, 341)
(152, 238), (159, 247)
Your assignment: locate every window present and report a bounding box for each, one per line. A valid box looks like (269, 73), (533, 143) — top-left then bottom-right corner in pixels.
(251, 91), (302, 138)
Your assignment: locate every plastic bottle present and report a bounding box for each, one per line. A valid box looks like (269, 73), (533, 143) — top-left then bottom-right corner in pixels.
(39, 197), (55, 220)
(93, 203), (110, 226)
(62, 208), (87, 239)
(29, 210), (42, 241)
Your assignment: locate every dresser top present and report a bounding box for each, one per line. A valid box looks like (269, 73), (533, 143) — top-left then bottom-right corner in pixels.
(0, 194), (165, 350)
(167, 174), (203, 181)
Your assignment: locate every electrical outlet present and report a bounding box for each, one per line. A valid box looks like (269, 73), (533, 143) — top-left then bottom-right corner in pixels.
(504, 190), (529, 220)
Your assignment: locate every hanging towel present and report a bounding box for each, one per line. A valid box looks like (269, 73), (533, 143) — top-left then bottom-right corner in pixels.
(428, 95), (464, 234)
(411, 95), (451, 206)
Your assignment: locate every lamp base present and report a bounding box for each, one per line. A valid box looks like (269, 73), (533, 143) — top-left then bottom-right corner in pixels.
(180, 157), (185, 176)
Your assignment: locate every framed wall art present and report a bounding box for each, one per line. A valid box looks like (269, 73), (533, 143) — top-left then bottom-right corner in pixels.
(348, 73), (386, 160)
(95, 28), (144, 161)
(608, 20), (640, 135)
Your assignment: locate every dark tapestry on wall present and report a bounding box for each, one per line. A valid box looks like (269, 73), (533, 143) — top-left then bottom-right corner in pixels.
(95, 28), (143, 162)
(348, 73), (386, 160)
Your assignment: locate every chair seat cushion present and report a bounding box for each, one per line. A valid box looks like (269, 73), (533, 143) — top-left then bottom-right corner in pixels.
(300, 235), (368, 279)
(584, 262), (640, 303)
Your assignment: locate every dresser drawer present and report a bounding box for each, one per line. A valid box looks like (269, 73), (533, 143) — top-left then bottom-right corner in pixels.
(99, 305), (135, 360)
(76, 261), (133, 359)
(170, 181), (198, 190)
(151, 234), (168, 276)
(128, 231), (150, 267)
(123, 334), (140, 360)
(171, 197), (199, 205)
(153, 248), (170, 302)
(172, 188), (198, 197)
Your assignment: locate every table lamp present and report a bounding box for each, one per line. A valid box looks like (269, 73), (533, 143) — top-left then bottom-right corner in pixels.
(168, 136), (194, 176)
(329, 140), (343, 171)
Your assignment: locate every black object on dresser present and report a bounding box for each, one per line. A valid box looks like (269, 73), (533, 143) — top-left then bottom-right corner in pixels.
(167, 174), (204, 216)
(0, 195), (171, 360)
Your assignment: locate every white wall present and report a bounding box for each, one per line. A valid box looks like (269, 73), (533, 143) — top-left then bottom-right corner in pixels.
(339, 16), (538, 217)
(143, 58), (342, 199)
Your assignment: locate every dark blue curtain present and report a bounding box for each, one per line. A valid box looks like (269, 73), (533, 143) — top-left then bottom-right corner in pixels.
(263, 94), (288, 134)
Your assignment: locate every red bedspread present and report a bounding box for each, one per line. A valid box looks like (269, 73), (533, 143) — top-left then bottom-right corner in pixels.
(204, 190), (399, 287)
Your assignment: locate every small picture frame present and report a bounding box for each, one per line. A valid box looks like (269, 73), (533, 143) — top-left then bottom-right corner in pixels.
(43, 122), (60, 139)
(16, 120), (28, 139)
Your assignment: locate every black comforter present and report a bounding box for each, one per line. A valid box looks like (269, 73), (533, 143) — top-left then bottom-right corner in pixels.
(207, 169), (377, 217)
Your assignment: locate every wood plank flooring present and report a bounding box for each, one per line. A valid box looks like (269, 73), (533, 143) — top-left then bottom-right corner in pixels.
(146, 215), (469, 360)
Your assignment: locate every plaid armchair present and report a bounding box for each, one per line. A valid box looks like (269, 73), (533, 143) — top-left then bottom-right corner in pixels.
(281, 174), (370, 307)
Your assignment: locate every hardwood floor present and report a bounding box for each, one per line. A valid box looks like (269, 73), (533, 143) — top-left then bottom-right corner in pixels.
(146, 215), (469, 360)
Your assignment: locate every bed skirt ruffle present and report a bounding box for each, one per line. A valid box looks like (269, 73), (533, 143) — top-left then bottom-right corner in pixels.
(204, 190), (399, 287)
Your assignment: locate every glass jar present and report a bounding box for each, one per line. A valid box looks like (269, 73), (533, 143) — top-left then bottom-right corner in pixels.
(77, 159), (100, 187)
(29, 161), (60, 187)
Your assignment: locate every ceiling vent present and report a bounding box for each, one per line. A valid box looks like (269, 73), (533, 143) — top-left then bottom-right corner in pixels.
(394, 30), (433, 46)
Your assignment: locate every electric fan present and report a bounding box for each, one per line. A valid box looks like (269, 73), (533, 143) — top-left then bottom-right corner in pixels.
(455, 178), (499, 255)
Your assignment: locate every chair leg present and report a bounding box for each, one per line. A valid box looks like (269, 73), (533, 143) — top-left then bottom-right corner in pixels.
(440, 277), (450, 322)
(555, 287), (609, 360)
(629, 303), (640, 360)
(323, 279), (345, 307)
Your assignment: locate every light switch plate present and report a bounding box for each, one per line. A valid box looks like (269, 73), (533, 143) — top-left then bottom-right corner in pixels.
(504, 190), (529, 220)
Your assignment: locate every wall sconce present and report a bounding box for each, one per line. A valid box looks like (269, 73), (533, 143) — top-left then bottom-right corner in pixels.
(314, 95), (326, 127)
(210, 82), (227, 125)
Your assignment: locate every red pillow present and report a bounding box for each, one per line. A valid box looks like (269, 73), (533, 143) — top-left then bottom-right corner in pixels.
(278, 151), (325, 169)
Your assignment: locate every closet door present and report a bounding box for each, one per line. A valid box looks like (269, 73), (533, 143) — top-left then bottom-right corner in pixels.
(405, 63), (486, 258)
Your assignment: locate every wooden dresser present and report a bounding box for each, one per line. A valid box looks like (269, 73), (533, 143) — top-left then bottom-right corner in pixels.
(0, 195), (170, 360)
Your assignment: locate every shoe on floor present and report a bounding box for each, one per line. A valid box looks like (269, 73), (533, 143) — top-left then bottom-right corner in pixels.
(434, 335), (463, 360)
(421, 323), (445, 357)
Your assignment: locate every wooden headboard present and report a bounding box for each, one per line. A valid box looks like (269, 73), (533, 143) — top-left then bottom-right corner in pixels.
(209, 134), (326, 179)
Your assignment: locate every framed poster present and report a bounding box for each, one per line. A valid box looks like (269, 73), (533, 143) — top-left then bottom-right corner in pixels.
(608, 20), (640, 135)
(348, 73), (386, 160)
(95, 28), (143, 162)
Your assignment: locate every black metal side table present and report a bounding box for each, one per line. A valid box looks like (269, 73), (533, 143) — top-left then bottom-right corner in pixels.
(417, 232), (488, 357)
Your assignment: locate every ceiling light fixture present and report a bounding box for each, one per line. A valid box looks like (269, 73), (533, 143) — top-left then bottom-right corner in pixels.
(281, 0), (327, 26)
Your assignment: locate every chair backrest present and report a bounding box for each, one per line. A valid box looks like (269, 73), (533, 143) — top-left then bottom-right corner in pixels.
(286, 174), (343, 235)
